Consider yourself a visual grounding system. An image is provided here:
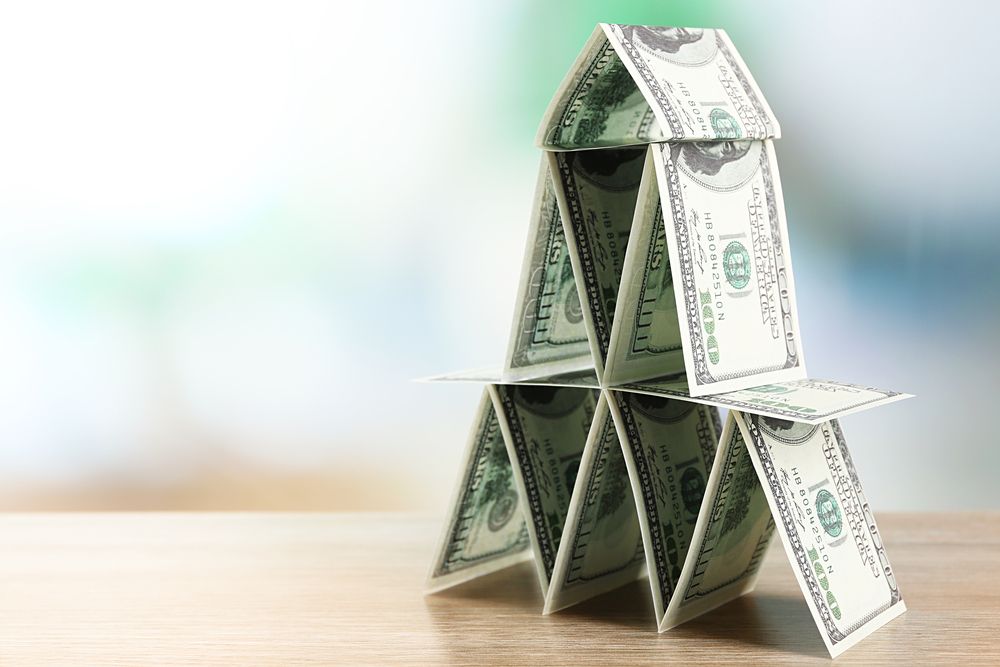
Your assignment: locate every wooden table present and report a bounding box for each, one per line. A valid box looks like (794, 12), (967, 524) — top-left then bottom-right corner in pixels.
(0, 513), (994, 664)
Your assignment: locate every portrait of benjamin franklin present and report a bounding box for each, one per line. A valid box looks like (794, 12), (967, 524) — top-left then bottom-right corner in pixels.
(619, 25), (717, 66)
(630, 394), (695, 424)
(668, 140), (761, 191)
(625, 26), (704, 54)
(758, 417), (817, 445)
(511, 385), (591, 418)
(672, 141), (752, 177)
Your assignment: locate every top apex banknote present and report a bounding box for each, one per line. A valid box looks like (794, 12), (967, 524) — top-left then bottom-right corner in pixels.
(537, 24), (779, 150)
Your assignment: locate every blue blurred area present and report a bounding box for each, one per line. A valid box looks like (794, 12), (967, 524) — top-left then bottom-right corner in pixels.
(0, 1), (995, 509)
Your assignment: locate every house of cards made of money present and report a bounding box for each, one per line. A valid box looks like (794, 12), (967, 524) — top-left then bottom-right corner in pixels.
(424, 24), (911, 658)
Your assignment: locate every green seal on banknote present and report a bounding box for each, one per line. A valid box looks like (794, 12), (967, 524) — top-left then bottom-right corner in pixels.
(722, 241), (751, 289)
(563, 289), (583, 324)
(487, 489), (519, 531)
(743, 384), (793, 395)
(815, 489), (843, 538)
(710, 108), (741, 139)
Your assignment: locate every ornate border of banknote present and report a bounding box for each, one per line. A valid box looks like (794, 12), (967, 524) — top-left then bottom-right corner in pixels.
(424, 23), (912, 658)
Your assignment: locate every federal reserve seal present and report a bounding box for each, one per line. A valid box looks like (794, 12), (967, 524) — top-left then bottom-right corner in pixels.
(815, 489), (843, 538)
(563, 288), (583, 324)
(723, 240), (751, 290)
(487, 489), (518, 531)
(710, 108), (741, 139)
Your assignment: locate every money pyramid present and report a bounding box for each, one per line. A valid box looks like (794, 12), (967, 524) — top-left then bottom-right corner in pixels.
(425, 24), (911, 658)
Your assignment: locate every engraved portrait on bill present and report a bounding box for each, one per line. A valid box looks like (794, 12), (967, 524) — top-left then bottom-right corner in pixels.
(504, 159), (592, 381)
(670, 140), (756, 180)
(492, 384), (597, 589)
(617, 26), (714, 63)
(426, 390), (530, 592)
(428, 23), (911, 658)
(735, 413), (906, 657)
(603, 23), (778, 140)
(653, 141), (804, 396)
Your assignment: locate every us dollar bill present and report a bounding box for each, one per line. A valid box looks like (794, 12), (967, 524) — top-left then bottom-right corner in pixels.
(544, 394), (645, 613)
(548, 147), (646, 379)
(734, 412), (906, 658)
(607, 390), (721, 623)
(490, 384), (598, 592)
(538, 24), (778, 150)
(426, 390), (531, 593)
(504, 159), (592, 381)
(605, 148), (684, 385)
(617, 377), (912, 425)
(537, 27), (665, 150)
(660, 412), (775, 630)
(651, 139), (805, 396)
(604, 25), (778, 142)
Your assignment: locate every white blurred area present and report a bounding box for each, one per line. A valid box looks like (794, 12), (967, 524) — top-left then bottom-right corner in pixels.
(0, 1), (996, 510)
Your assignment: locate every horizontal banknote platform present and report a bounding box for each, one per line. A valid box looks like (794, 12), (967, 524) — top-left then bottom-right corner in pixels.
(426, 23), (911, 658)
(421, 373), (911, 425)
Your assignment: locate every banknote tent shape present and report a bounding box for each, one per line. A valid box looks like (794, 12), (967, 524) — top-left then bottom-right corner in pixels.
(425, 24), (911, 659)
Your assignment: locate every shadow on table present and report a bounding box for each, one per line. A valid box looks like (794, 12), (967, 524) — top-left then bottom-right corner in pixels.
(424, 561), (544, 611)
(553, 578), (657, 630)
(424, 563), (827, 661)
(672, 592), (829, 660)
(423, 562), (654, 629)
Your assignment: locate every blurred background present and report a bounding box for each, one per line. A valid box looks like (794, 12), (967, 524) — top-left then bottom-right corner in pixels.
(0, 1), (996, 511)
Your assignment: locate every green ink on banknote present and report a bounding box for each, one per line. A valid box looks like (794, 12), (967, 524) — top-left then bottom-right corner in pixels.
(744, 384), (793, 395)
(808, 546), (842, 620)
(816, 489), (843, 538)
(699, 289), (720, 364)
(680, 467), (706, 521)
(710, 108), (741, 139)
(488, 490), (518, 531)
(723, 241), (751, 289)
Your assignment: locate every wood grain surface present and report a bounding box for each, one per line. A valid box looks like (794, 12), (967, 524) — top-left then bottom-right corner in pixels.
(0, 512), (995, 665)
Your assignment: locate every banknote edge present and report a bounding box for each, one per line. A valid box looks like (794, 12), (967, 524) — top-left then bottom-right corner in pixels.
(534, 26), (609, 150)
(611, 381), (912, 424)
(659, 412), (773, 630)
(733, 411), (907, 657)
(544, 393), (646, 614)
(424, 389), (532, 593)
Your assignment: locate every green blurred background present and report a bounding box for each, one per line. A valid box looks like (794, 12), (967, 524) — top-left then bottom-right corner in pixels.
(0, 1), (995, 510)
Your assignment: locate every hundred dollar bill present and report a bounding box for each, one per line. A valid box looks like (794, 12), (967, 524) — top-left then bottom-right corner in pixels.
(607, 390), (721, 624)
(548, 147), (646, 380)
(605, 148), (684, 385)
(490, 384), (598, 593)
(421, 367), (600, 388)
(734, 412), (906, 657)
(504, 159), (593, 381)
(661, 412), (775, 630)
(545, 394), (645, 613)
(651, 139), (805, 396)
(617, 377), (913, 425)
(538, 24), (778, 150)
(426, 389), (531, 593)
